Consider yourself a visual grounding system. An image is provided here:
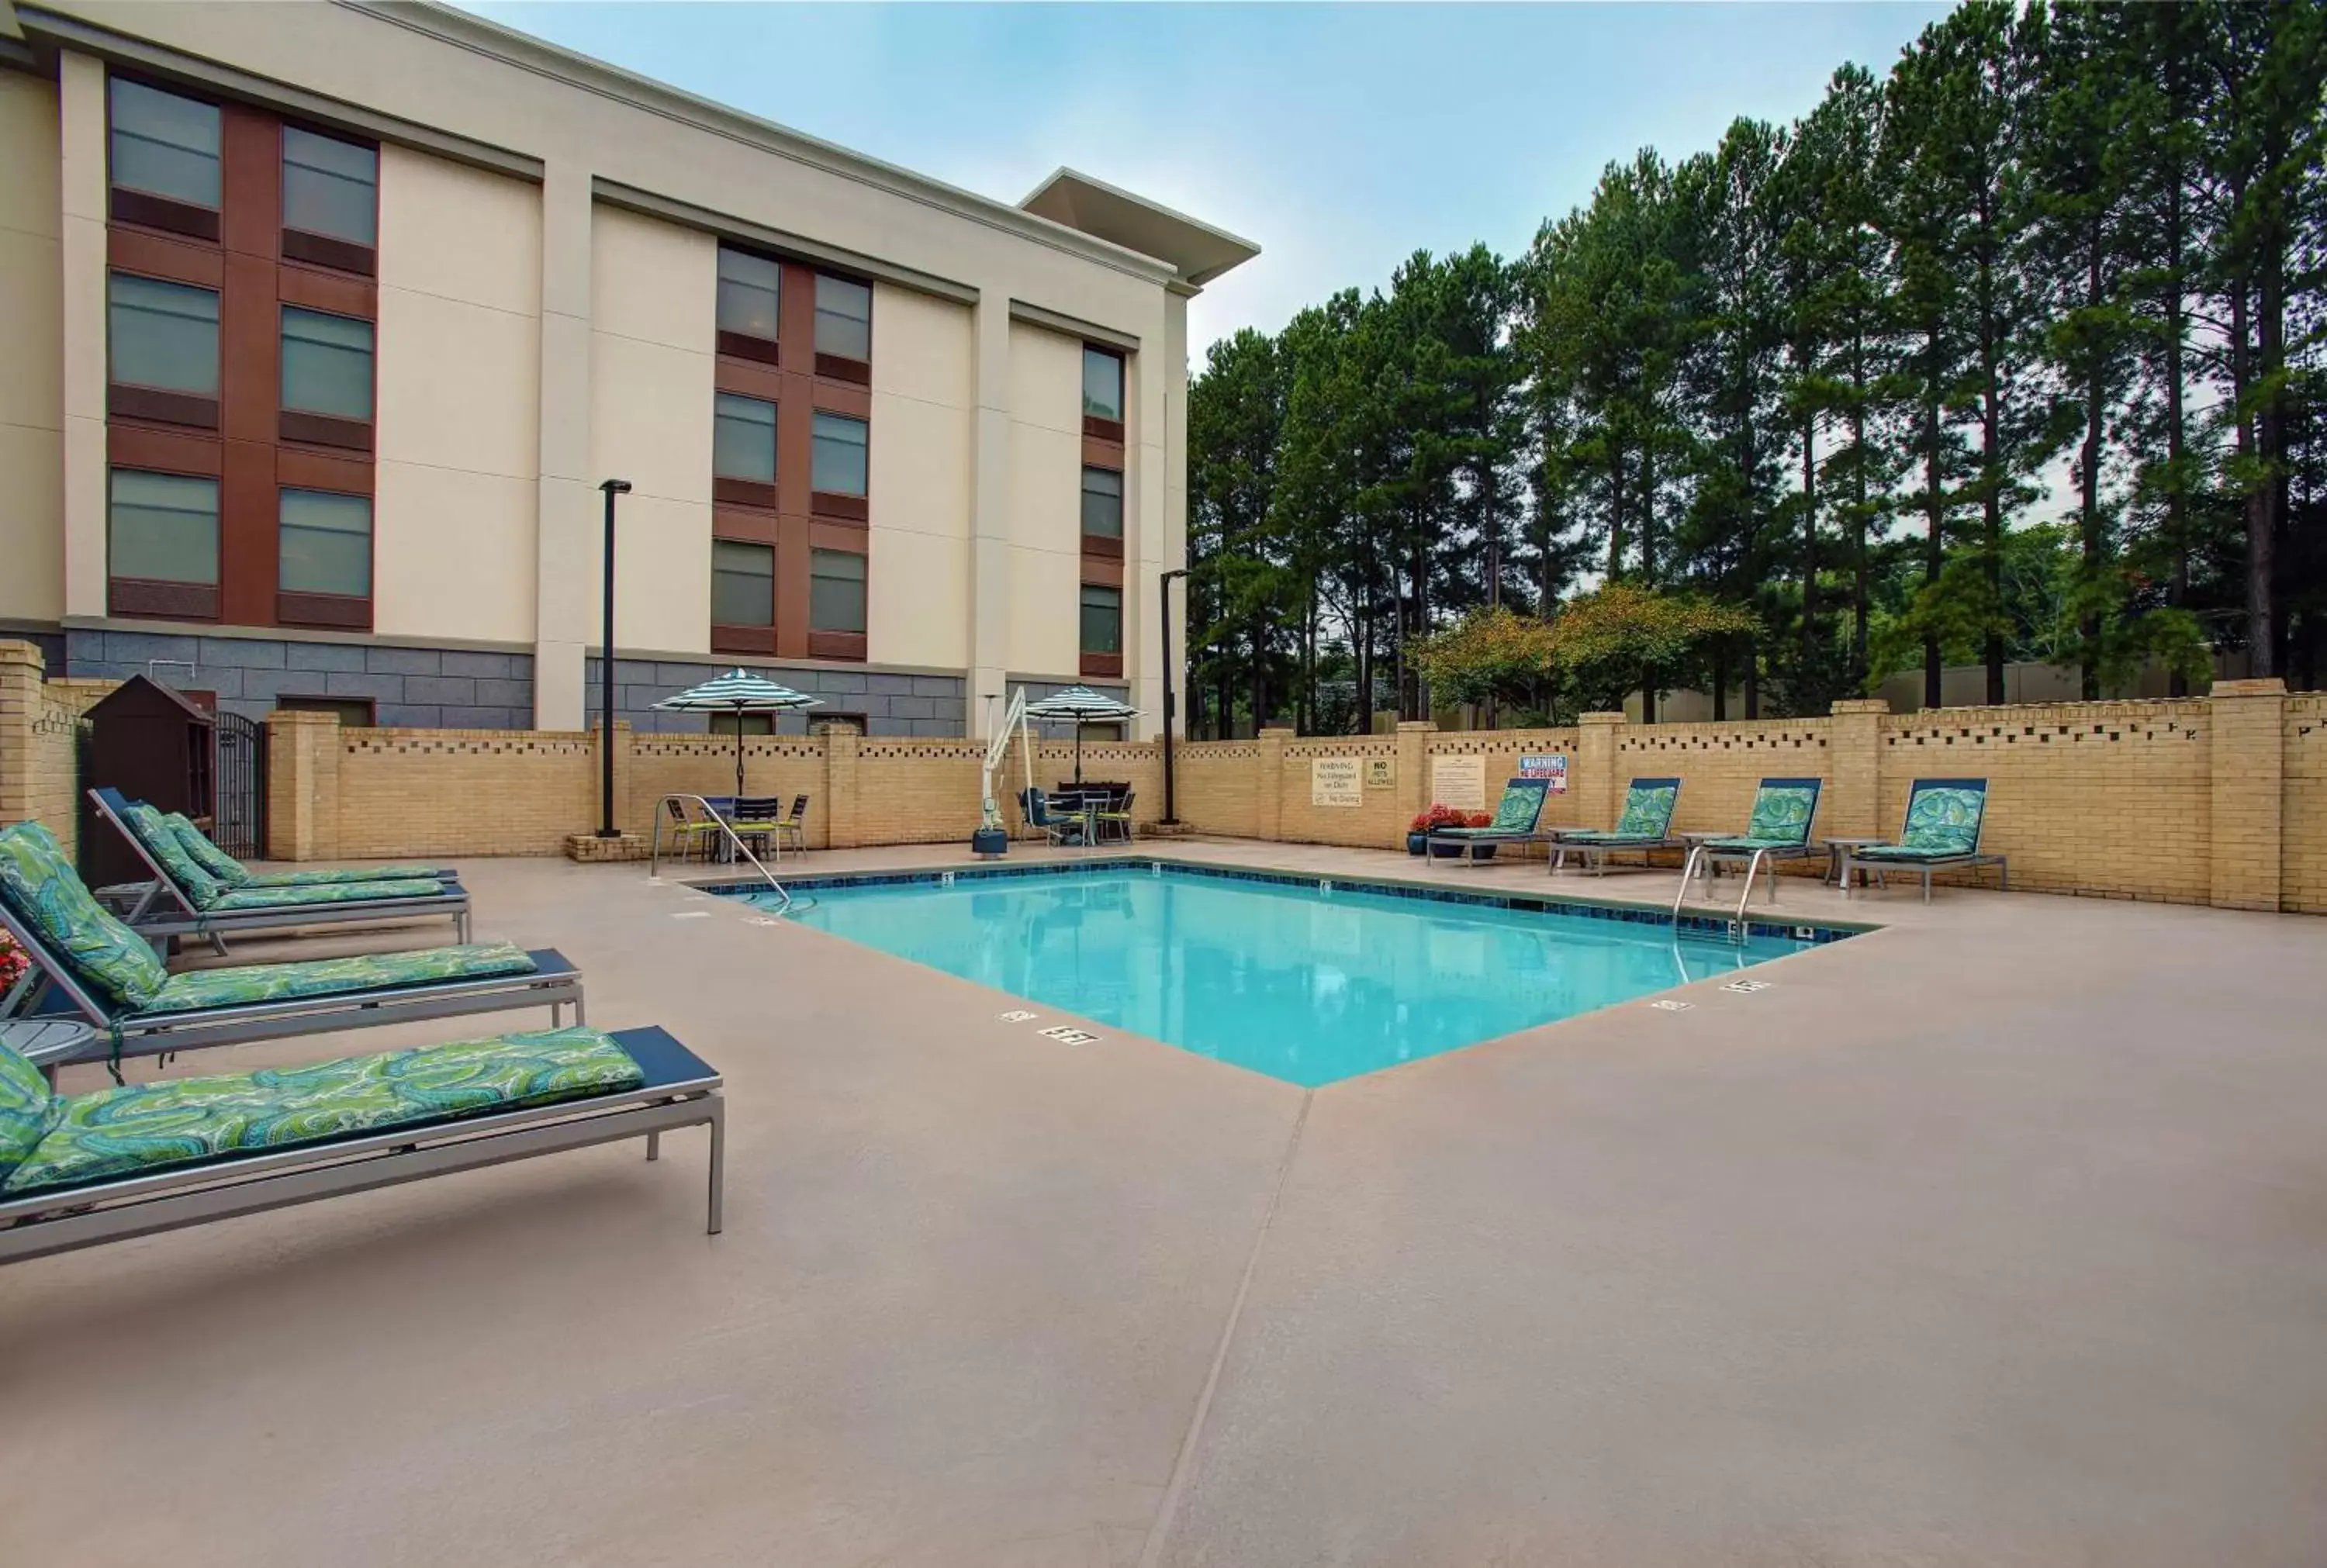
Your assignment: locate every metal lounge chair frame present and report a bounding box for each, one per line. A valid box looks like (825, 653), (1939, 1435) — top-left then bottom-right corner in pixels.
(0, 899), (583, 1073)
(1426, 777), (1553, 869)
(1672, 777), (1826, 931)
(0, 1025), (721, 1265)
(90, 789), (471, 952)
(1548, 777), (1684, 876)
(1841, 778), (2008, 902)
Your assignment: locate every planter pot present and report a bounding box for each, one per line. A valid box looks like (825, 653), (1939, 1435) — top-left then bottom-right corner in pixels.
(1406, 833), (1429, 855)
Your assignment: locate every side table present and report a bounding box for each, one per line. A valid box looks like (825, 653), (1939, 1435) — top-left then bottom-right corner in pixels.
(2, 1018), (97, 1088)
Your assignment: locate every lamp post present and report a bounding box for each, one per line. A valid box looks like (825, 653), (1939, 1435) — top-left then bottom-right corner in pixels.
(596, 478), (631, 838)
(1160, 567), (1188, 824)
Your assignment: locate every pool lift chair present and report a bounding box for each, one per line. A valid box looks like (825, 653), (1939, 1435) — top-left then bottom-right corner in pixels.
(974, 688), (1041, 858)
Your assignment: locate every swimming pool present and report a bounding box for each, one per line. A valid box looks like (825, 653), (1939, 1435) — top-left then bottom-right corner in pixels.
(735, 862), (1847, 1086)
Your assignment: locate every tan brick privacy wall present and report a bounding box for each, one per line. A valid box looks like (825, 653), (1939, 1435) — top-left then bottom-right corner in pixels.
(0, 641), (87, 859)
(91, 646), (2299, 916)
(1880, 702), (2211, 905)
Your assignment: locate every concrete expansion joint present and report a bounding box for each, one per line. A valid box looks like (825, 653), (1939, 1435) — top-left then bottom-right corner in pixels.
(1138, 1090), (1312, 1568)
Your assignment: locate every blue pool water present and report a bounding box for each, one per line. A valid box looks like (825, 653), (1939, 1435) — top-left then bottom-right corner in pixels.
(750, 866), (1831, 1086)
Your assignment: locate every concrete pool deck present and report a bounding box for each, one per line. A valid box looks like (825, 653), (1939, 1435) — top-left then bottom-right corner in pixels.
(5, 839), (2325, 1565)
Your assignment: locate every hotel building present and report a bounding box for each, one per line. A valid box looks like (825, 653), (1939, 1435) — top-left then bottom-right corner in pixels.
(0, 1), (1257, 735)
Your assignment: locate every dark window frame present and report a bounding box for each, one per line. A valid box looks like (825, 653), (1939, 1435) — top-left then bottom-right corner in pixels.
(812, 272), (873, 382)
(275, 695), (375, 727)
(107, 270), (223, 429)
(107, 75), (223, 241)
(1081, 344), (1125, 440)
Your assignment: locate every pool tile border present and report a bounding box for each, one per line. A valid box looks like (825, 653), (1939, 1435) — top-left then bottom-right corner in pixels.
(698, 857), (1866, 947)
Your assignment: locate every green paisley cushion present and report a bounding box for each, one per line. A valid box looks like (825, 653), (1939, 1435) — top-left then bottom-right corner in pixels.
(0, 1041), (54, 1183)
(1560, 829), (1663, 845)
(164, 814), (447, 888)
(1613, 783), (1679, 839)
(1899, 785), (1986, 855)
(1741, 783), (1818, 844)
(1437, 782), (1546, 838)
(4, 1026), (642, 1193)
(140, 941), (538, 1016)
(162, 813), (253, 886)
(0, 823), (169, 1010)
(122, 802), (227, 907)
(1855, 843), (1970, 862)
(207, 876), (446, 912)
(1701, 835), (1811, 853)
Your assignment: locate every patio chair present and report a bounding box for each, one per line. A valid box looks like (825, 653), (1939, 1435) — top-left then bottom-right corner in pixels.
(0, 822), (582, 1076)
(92, 789), (471, 952)
(1841, 778), (2007, 901)
(1426, 777), (1552, 867)
(776, 795), (811, 855)
(1018, 787), (1091, 848)
(1675, 777), (1824, 915)
(0, 1022), (722, 1265)
(661, 797), (720, 863)
(1549, 777), (1682, 876)
(723, 796), (787, 860)
(1092, 789), (1136, 846)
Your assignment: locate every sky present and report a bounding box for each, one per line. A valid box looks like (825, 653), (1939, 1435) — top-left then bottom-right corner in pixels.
(465, 2), (1952, 363)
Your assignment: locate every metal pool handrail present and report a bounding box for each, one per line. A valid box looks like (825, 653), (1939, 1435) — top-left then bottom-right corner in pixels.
(1671, 841), (1769, 942)
(651, 793), (791, 914)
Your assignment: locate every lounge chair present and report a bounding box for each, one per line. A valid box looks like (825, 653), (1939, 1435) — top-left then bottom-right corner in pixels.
(1549, 777), (1682, 876)
(1841, 778), (2008, 901)
(0, 1022), (721, 1265)
(1426, 777), (1552, 867)
(161, 810), (453, 888)
(0, 822), (581, 1075)
(1675, 777), (1825, 915)
(92, 789), (471, 951)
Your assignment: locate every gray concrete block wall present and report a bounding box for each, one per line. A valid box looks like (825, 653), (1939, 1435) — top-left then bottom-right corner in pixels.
(586, 658), (968, 737)
(64, 630), (536, 729)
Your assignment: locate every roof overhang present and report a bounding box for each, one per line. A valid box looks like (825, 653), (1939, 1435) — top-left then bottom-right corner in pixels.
(1018, 168), (1260, 288)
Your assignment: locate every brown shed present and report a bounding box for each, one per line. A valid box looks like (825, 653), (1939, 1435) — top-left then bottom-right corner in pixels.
(81, 675), (214, 888)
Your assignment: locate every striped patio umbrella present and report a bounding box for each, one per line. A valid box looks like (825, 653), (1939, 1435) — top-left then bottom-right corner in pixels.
(1022, 685), (1140, 786)
(654, 668), (821, 796)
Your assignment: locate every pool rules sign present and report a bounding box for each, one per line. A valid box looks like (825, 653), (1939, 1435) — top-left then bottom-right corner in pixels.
(1311, 757), (1363, 807)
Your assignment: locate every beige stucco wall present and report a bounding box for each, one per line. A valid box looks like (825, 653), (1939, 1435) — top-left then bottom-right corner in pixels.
(588, 201), (714, 654)
(374, 145), (541, 644)
(867, 282), (971, 670)
(1004, 319), (1085, 679)
(0, 71), (64, 629)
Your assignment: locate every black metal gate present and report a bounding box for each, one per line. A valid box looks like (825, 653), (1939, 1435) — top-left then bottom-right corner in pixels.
(213, 712), (267, 858)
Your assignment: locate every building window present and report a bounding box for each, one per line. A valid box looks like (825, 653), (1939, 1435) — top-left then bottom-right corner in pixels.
(110, 468), (220, 586)
(1082, 346), (1124, 423)
(281, 126), (377, 266)
(712, 539), (775, 627)
(716, 246), (781, 351)
(811, 411), (868, 497)
(1081, 584), (1122, 656)
(814, 275), (872, 363)
(710, 712), (776, 737)
(109, 78), (220, 211)
(109, 273), (219, 413)
(713, 392), (778, 486)
(280, 306), (375, 420)
(814, 713), (868, 736)
(1081, 466), (1123, 539)
(809, 548), (867, 634)
(276, 696), (374, 727)
(278, 489), (372, 597)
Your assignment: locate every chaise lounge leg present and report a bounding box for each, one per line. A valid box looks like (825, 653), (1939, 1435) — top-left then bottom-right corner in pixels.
(705, 1100), (725, 1235)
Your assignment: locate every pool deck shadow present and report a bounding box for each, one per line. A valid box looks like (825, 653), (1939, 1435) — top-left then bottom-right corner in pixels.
(4, 838), (2324, 1566)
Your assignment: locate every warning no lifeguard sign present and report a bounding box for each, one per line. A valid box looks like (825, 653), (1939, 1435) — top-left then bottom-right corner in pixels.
(1519, 754), (1569, 793)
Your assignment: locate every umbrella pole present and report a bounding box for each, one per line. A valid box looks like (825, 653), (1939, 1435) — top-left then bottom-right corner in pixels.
(735, 707), (745, 798)
(1075, 724), (1084, 786)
